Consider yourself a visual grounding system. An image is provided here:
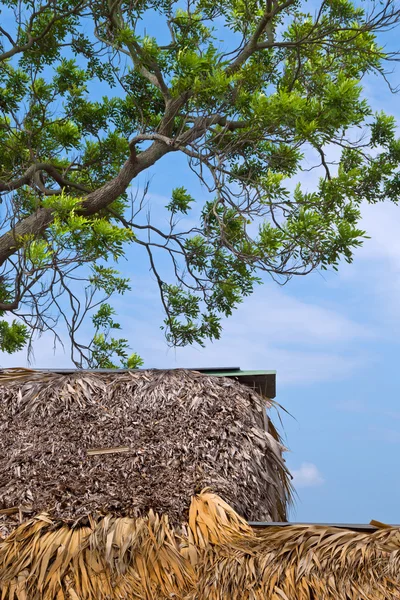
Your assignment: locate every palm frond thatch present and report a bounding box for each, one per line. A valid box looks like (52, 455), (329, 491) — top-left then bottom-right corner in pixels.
(0, 368), (292, 537)
(1, 491), (399, 600)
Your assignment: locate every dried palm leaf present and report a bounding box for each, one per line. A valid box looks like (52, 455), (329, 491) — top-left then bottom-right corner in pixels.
(1, 492), (400, 600)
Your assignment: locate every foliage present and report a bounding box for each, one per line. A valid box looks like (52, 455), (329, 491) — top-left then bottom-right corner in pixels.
(0, 0), (399, 364)
(0, 319), (27, 354)
(90, 303), (143, 369)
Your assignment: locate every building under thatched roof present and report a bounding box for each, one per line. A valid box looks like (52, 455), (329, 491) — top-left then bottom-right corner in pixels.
(1, 367), (399, 599)
(0, 367), (291, 538)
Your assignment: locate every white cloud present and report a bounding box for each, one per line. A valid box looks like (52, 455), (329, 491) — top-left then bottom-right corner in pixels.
(0, 271), (356, 385)
(359, 202), (400, 266)
(151, 342), (368, 387)
(0, 268), (373, 388)
(222, 287), (372, 345)
(337, 202), (400, 326)
(115, 279), (374, 387)
(365, 427), (400, 445)
(291, 462), (325, 488)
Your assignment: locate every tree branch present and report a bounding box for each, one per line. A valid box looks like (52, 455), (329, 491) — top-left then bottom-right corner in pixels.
(0, 139), (173, 266)
(0, 163), (91, 194)
(226, 0), (297, 74)
(103, 1), (171, 100)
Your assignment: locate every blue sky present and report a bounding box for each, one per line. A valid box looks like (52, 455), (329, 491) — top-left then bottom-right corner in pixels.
(2, 4), (400, 525)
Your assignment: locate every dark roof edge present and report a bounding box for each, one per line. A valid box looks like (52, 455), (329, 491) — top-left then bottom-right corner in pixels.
(249, 522), (398, 533)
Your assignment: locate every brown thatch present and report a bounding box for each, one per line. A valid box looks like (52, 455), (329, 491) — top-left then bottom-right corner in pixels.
(0, 368), (291, 537)
(1, 491), (399, 600)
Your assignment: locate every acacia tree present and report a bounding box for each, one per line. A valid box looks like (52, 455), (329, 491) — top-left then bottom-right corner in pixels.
(0, 0), (399, 366)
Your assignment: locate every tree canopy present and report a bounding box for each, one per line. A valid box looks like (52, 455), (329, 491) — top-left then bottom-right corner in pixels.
(0, 0), (399, 366)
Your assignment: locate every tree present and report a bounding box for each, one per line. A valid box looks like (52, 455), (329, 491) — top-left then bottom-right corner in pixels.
(0, 0), (399, 366)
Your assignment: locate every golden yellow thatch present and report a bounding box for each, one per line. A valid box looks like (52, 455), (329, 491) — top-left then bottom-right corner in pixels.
(1, 491), (400, 600)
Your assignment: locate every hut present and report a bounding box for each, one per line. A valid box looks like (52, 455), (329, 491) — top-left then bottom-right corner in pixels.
(1, 367), (399, 599)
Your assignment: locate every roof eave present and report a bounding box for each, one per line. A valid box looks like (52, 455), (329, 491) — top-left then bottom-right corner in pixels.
(15, 367), (277, 398)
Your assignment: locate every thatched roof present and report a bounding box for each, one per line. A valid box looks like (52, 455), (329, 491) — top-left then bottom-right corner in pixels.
(1, 491), (399, 599)
(0, 368), (291, 537)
